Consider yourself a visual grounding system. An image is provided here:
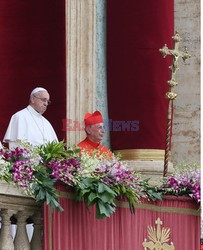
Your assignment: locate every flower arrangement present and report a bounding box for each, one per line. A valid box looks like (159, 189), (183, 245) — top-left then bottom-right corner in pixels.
(0, 142), (200, 219)
(163, 162), (200, 202)
(0, 144), (63, 211)
(74, 153), (143, 218)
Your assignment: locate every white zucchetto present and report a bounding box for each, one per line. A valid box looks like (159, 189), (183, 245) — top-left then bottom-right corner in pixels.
(30, 87), (48, 96)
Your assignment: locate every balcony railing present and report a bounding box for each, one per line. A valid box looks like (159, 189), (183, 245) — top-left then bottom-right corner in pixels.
(0, 181), (42, 250)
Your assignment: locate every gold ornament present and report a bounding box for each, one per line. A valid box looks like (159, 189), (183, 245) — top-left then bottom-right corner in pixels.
(159, 31), (190, 176)
(142, 217), (175, 250)
(165, 92), (177, 100)
(159, 31), (191, 100)
(167, 79), (178, 87)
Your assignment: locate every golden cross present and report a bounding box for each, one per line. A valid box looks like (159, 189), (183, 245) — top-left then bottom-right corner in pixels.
(159, 31), (191, 177)
(159, 31), (191, 99)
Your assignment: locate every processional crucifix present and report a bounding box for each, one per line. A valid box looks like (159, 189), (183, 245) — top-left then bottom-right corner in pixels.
(159, 31), (190, 177)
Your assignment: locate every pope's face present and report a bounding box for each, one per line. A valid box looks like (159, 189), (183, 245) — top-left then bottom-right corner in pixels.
(30, 91), (50, 114)
(87, 123), (105, 143)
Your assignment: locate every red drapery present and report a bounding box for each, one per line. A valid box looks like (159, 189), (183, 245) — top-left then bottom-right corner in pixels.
(44, 188), (200, 250)
(0, 1), (66, 142)
(107, 0), (174, 150)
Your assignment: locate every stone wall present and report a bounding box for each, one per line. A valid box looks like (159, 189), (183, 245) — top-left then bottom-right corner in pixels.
(96, 0), (111, 148)
(172, 0), (200, 164)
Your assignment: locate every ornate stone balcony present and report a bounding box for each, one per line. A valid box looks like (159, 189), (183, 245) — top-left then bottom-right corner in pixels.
(0, 181), (43, 250)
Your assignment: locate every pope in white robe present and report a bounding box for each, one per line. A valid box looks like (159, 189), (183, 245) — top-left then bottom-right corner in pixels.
(3, 87), (58, 241)
(3, 87), (58, 149)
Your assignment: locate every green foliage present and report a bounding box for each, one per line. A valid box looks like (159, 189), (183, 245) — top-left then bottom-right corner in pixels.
(38, 141), (67, 162)
(38, 141), (81, 163)
(112, 184), (140, 214)
(75, 178), (116, 219)
(139, 178), (163, 201)
(32, 165), (63, 211)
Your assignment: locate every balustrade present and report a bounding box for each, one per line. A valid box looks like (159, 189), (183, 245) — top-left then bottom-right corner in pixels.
(0, 187), (42, 250)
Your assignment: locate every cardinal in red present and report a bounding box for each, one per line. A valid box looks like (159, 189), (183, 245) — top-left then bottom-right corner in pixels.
(78, 111), (112, 158)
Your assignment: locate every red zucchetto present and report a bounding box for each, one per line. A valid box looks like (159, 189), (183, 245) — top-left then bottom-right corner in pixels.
(84, 111), (103, 125)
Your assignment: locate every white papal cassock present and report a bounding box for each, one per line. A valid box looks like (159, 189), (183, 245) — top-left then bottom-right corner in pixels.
(3, 104), (58, 241)
(3, 105), (58, 149)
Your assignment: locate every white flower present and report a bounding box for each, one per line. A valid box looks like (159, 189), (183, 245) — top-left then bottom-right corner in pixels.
(0, 157), (10, 179)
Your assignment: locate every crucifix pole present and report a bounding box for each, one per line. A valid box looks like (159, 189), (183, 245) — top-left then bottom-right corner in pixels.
(159, 31), (191, 177)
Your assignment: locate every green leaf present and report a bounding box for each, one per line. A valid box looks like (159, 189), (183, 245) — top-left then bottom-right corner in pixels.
(98, 192), (114, 203)
(102, 183), (117, 196)
(36, 189), (45, 201)
(88, 192), (98, 202)
(150, 192), (163, 200)
(121, 185), (126, 193)
(98, 182), (105, 193)
(96, 201), (116, 219)
(46, 192), (52, 204)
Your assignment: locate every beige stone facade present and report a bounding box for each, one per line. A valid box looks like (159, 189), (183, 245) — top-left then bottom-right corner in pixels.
(172, 0), (200, 164)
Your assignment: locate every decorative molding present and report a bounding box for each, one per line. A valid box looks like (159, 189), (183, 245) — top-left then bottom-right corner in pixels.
(66, 0), (96, 144)
(0, 193), (41, 212)
(114, 149), (171, 161)
(0, 181), (28, 197)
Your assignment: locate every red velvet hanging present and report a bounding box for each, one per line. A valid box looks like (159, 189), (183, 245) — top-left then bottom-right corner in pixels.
(44, 188), (200, 250)
(0, 0), (66, 142)
(107, 0), (174, 150)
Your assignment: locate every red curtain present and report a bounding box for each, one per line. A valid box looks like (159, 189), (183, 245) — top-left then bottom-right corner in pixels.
(0, 1), (66, 142)
(44, 190), (200, 250)
(107, 0), (174, 150)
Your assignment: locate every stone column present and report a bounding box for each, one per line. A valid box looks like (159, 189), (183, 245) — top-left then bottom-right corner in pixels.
(30, 212), (43, 250)
(14, 211), (32, 250)
(65, 0), (96, 144)
(0, 209), (16, 250)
